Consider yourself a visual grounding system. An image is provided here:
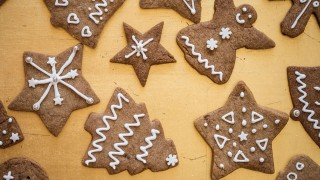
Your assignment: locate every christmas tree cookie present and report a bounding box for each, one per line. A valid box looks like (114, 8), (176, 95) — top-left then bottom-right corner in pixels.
(82, 88), (178, 175)
(177, 0), (275, 84)
(9, 44), (100, 136)
(194, 81), (289, 180)
(0, 101), (24, 149)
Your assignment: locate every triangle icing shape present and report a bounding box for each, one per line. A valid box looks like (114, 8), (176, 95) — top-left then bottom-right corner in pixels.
(233, 150), (249, 163)
(256, 138), (268, 151)
(214, 134), (230, 149)
(251, 111), (264, 123)
(221, 111), (235, 125)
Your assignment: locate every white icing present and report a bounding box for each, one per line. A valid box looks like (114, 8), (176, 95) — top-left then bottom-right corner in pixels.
(136, 129), (160, 164)
(250, 147), (255, 152)
(233, 142), (237, 147)
(293, 110), (300, 117)
(315, 87), (320, 106)
(242, 120), (247, 126)
(240, 91), (244, 98)
(248, 14), (252, 19)
(85, 93), (129, 166)
(10, 132), (19, 143)
(242, 107), (246, 113)
(296, 162), (304, 170)
(227, 151), (232, 157)
(8, 118), (12, 123)
(219, 163), (224, 169)
(55, 0), (69, 6)
(166, 154), (178, 166)
(67, 13), (80, 24)
(182, 0), (196, 15)
(0, 141), (2, 146)
(125, 35), (154, 60)
(275, 119), (280, 124)
(314, 1), (320, 7)
(221, 111), (235, 124)
(206, 38), (218, 50)
(259, 157), (264, 163)
(251, 129), (257, 133)
(251, 111), (264, 123)
(3, 171), (14, 180)
(256, 138), (268, 151)
(236, 13), (245, 24)
(287, 172), (298, 180)
(81, 26), (92, 37)
(228, 128), (233, 134)
(181, 36), (223, 81)
(263, 124), (268, 129)
(242, 7), (247, 12)
(109, 114), (144, 169)
(291, 0), (312, 29)
(233, 150), (249, 162)
(214, 134), (230, 149)
(204, 122), (208, 127)
(89, 0), (110, 24)
(2, 130), (7, 135)
(26, 46), (93, 110)
(238, 131), (248, 141)
(219, 27), (232, 40)
(215, 124), (220, 130)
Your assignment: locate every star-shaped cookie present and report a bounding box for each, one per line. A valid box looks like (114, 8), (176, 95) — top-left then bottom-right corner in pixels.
(194, 81), (289, 180)
(140, 0), (201, 23)
(177, 0), (275, 84)
(9, 44), (100, 136)
(111, 22), (176, 86)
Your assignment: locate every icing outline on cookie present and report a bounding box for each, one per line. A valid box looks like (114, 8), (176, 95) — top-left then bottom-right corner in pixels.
(67, 13), (80, 24)
(55, 0), (69, 6)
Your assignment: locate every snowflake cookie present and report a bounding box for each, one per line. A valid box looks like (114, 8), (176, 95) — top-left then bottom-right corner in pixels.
(82, 87), (178, 175)
(140, 0), (201, 23)
(177, 0), (275, 84)
(111, 22), (176, 86)
(0, 101), (24, 149)
(276, 155), (320, 180)
(43, 0), (126, 48)
(287, 66), (320, 147)
(194, 81), (289, 180)
(9, 44), (100, 136)
(0, 157), (48, 180)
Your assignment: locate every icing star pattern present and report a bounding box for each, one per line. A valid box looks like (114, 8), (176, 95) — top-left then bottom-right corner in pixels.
(3, 171), (14, 180)
(194, 81), (288, 180)
(166, 154), (178, 167)
(9, 133), (19, 143)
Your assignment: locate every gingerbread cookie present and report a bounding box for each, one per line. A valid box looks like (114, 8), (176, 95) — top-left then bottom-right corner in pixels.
(276, 155), (320, 180)
(140, 0), (201, 23)
(9, 44), (100, 136)
(281, 0), (320, 38)
(111, 22), (176, 86)
(287, 66), (320, 147)
(82, 87), (178, 175)
(0, 101), (24, 149)
(0, 157), (48, 180)
(177, 0), (275, 84)
(194, 81), (289, 180)
(0, 0), (6, 6)
(43, 0), (126, 48)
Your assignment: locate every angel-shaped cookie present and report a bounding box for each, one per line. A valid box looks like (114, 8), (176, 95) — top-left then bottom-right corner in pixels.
(177, 0), (275, 84)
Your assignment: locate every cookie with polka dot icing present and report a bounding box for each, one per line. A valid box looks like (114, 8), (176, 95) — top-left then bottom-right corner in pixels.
(0, 157), (48, 180)
(176, 0), (275, 84)
(287, 66), (320, 147)
(276, 155), (320, 180)
(194, 81), (289, 180)
(0, 101), (24, 149)
(43, 0), (126, 48)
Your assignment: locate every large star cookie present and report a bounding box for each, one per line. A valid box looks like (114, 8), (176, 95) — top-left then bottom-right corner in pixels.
(111, 22), (176, 86)
(194, 81), (288, 180)
(9, 44), (100, 136)
(287, 66), (320, 147)
(276, 155), (320, 180)
(82, 88), (178, 175)
(177, 0), (275, 84)
(140, 0), (201, 23)
(44, 0), (126, 48)
(0, 101), (24, 149)
(0, 157), (48, 180)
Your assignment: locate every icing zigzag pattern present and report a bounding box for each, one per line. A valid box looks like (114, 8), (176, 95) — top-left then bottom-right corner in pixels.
(136, 129), (160, 164)
(85, 93), (129, 166)
(181, 36), (223, 81)
(295, 71), (320, 132)
(108, 114), (144, 169)
(89, 0), (113, 24)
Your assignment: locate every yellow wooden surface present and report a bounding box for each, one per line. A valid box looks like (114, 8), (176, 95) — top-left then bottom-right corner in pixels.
(0, 0), (319, 179)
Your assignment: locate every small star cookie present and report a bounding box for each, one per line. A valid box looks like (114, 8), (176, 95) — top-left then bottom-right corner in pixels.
(194, 81), (289, 180)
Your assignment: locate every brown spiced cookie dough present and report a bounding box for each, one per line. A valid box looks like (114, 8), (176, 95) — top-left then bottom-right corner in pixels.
(9, 44), (100, 136)
(0, 101), (24, 149)
(111, 22), (176, 87)
(276, 155), (320, 180)
(82, 87), (178, 175)
(287, 66), (320, 147)
(0, 0), (6, 6)
(43, 0), (126, 48)
(139, 0), (201, 23)
(0, 157), (48, 180)
(177, 0), (275, 85)
(194, 81), (289, 180)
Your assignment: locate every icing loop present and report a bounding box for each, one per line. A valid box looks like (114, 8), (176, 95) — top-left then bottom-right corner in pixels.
(125, 35), (154, 60)
(55, 0), (69, 6)
(67, 13), (80, 24)
(182, 0), (196, 15)
(136, 129), (160, 164)
(81, 26), (92, 37)
(287, 172), (298, 180)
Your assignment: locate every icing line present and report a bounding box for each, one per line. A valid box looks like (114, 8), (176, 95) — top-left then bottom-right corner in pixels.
(291, 0), (312, 29)
(136, 129), (160, 164)
(182, 0), (196, 15)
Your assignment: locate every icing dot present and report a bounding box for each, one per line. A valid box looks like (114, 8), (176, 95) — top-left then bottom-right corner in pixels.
(274, 119), (280, 124)
(242, 120), (247, 126)
(233, 142), (237, 147)
(0, 141), (2, 146)
(2, 130), (7, 135)
(86, 98), (94, 104)
(263, 124), (268, 129)
(219, 163), (224, 169)
(293, 110), (300, 117)
(215, 124), (220, 131)
(104, 8), (108, 12)
(313, 1), (319, 7)
(259, 157), (264, 163)
(242, 107), (246, 113)
(8, 118), (13, 123)
(250, 147), (255, 152)
(242, 7), (247, 12)
(204, 122), (208, 127)
(227, 151), (232, 157)
(25, 57), (33, 63)
(100, 17), (103, 20)
(88, 7), (92, 11)
(229, 128), (233, 134)
(248, 14), (252, 19)
(240, 92), (244, 98)
(251, 129), (257, 134)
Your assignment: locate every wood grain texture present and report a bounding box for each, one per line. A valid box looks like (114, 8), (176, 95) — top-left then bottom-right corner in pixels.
(0, 0), (319, 179)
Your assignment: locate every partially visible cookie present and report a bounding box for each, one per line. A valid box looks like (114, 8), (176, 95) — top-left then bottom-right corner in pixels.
(276, 155), (320, 180)
(0, 157), (48, 180)
(287, 66), (320, 147)
(0, 0), (6, 6)
(82, 87), (178, 175)
(140, 0), (201, 23)
(194, 81), (289, 180)
(43, 0), (126, 48)
(0, 101), (24, 149)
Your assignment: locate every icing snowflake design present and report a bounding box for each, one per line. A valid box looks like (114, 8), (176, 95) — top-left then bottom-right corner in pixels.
(125, 35), (154, 60)
(26, 45), (94, 111)
(166, 154), (178, 167)
(219, 27), (232, 39)
(206, 38), (218, 51)
(3, 171), (14, 180)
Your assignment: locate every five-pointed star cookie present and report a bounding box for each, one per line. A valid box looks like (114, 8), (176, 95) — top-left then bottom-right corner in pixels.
(111, 22), (176, 86)
(177, 0), (275, 84)
(9, 44), (100, 136)
(140, 0), (202, 23)
(194, 81), (289, 180)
